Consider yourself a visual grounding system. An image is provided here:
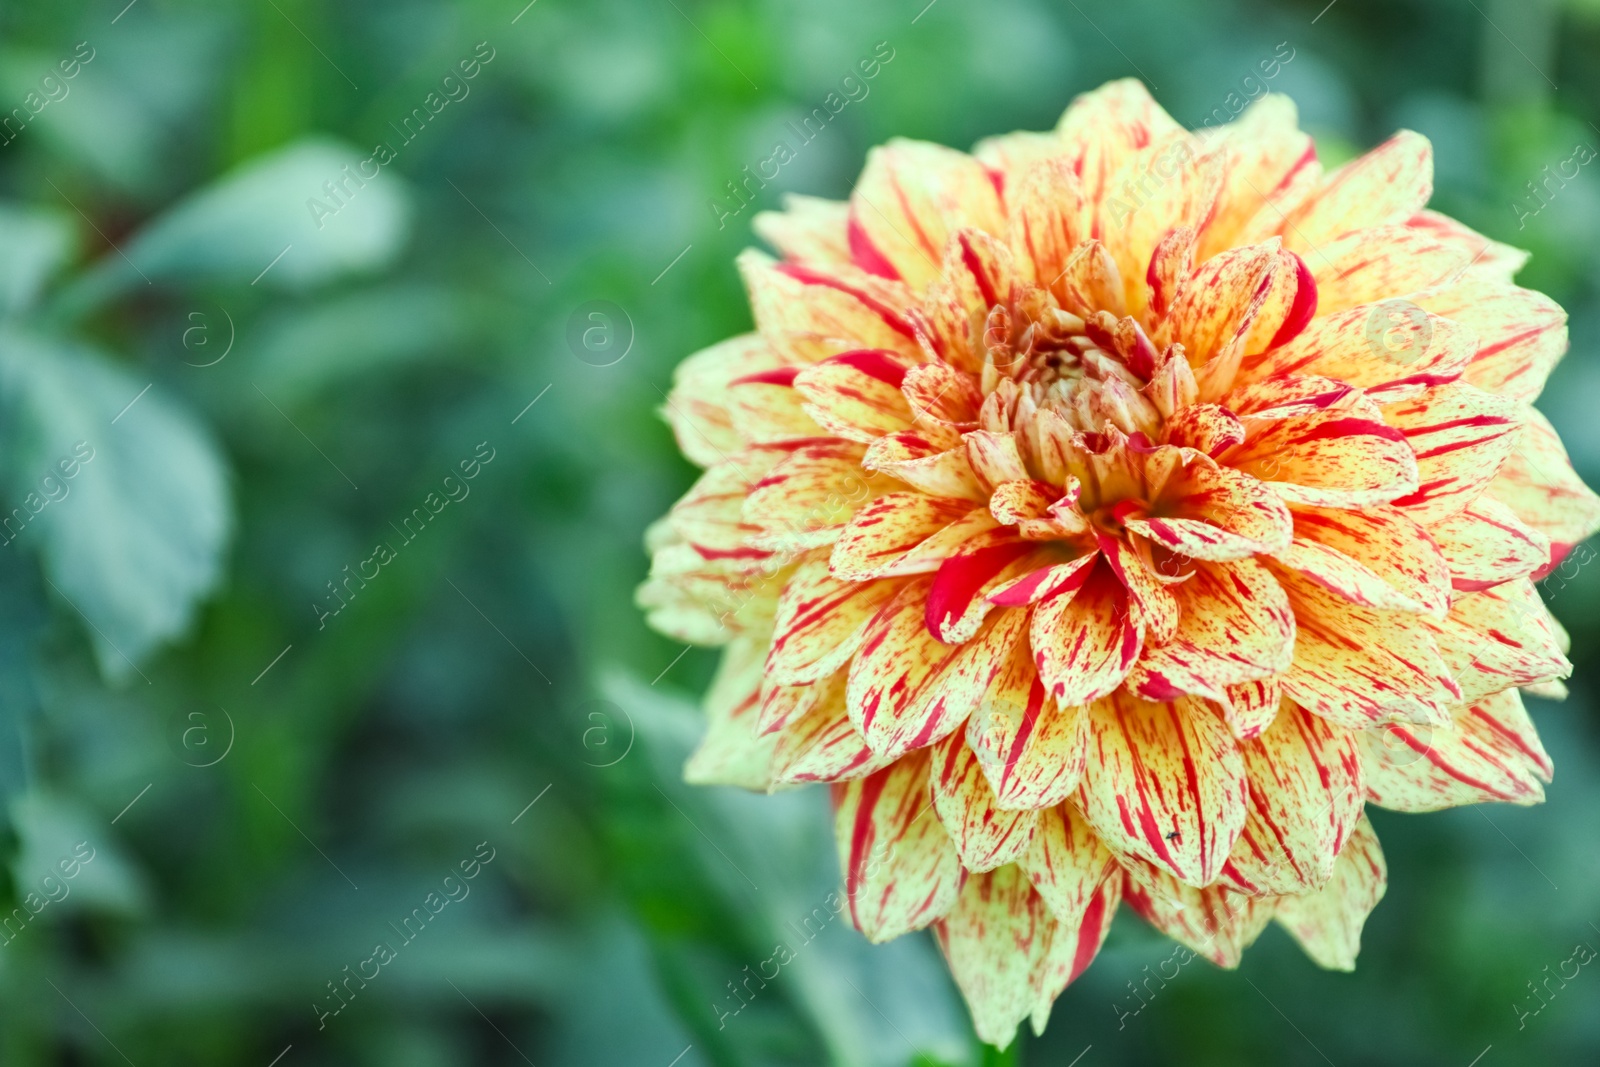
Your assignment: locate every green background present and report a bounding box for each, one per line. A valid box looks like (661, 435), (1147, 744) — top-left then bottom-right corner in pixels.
(0, 0), (1597, 1063)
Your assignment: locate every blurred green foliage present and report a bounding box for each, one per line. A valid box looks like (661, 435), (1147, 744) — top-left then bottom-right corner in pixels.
(0, 0), (1597, 1064)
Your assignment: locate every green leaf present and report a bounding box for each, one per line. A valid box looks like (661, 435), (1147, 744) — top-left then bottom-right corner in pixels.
(0, 332), (231, 680)
(118, 138), (411, 293)
(0, 205), (73, 317)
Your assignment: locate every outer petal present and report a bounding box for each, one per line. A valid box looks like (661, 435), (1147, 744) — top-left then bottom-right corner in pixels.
(1487, 407), (1600, 557)
(1278, 130), (1432, 251)
(752, 193), (851, 266)
(767, 557), (903, 684)
(1361, 688), (1553, 811)
(1225, 409), (1419, 509)
(1120, 859), (1273, 968)
(743, 440), (875, 551)
(1411, 277), (1567, 403)
(1218, 703), (1364, 895)
(1274, 565), (1460, 728)
(834, 750), (962, 942)
(1019, 803), (1119, 926)
(934, 868), (1043, 1049)
(1239, 304), (1473, 396)
(850, 139), (1005, 291)
(1425, 579), (1570, 702)
(1273, 815), (1387, 971)
(740, 249), (920, 359)
(848, 582), (1025, 760)
(685, 636), (776, 789)
(1382, 382), (1523, 524)
(1273, 504), (1452, 617)
(931, 730), (1041, 871)
(1428, 496), (1550, 592)
(770, 695), (894, 785)
(830, 493), (978, 581)
(1026, 870), (1121, 1036)
(665, 334), (774, 466)
(1077, 692), (1248, 886)
(793, 350), (915, 442)
(1054, 79), (1185, 240)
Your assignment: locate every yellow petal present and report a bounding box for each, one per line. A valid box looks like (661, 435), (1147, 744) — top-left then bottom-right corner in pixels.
(1219, 703), (1363, 894)
(1273, 814), (1387, 971)
(1279, 130), (1432, 251)
(931, 730), (1040, 871)
(834, 750), (961, 941)
(850, 139), (1005, 291)
(1362, 688), (1553, 811)
(1077, 692), (1248, 886)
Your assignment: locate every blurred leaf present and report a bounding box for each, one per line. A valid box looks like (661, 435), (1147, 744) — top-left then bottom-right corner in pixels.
(0, 205), (72, 317)
(0, 332), (231, 680)
(121, 138), (411, 292)
(247, 284), (483, 402)
(10, 790), (148, 916)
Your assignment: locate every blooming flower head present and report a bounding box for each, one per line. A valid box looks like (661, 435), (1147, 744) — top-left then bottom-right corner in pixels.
(638, 80), (1600, 1047)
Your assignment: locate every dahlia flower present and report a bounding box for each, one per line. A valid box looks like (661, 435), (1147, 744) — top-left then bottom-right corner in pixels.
(638, 79), (1600, 1047)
